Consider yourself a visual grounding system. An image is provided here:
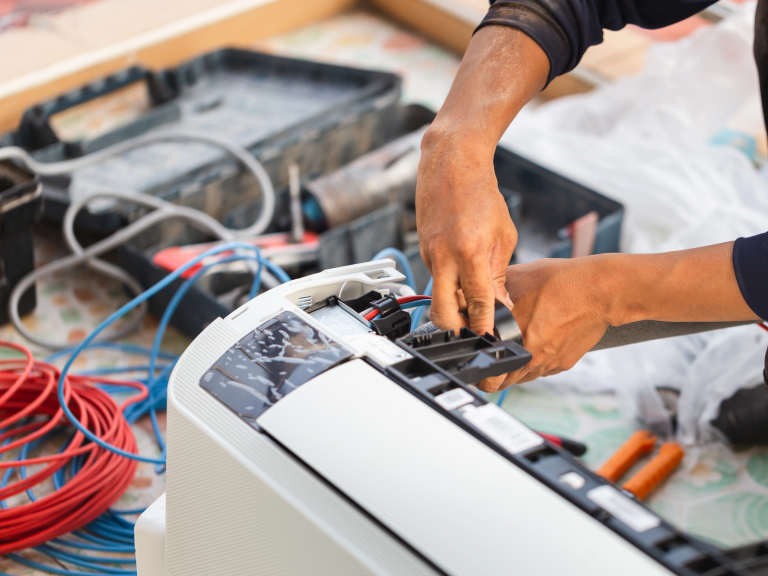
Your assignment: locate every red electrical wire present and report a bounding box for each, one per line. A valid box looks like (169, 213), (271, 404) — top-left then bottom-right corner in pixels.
(364, 295), (431, 321)
(0, 340), (144, 554)
(757, 323), (768, 333)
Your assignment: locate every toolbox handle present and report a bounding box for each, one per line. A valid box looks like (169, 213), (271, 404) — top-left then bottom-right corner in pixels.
(16, 67), (177, 154)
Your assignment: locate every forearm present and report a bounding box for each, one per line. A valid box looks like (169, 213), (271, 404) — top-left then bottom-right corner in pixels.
(415, 26), (548, 336)
(421, 26), (549, 159)
(599, 243), (760, 325)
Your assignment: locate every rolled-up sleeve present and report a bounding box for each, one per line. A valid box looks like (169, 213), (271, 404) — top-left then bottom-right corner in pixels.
(733, 232), (768, 321)
(477, 0), (717, 85)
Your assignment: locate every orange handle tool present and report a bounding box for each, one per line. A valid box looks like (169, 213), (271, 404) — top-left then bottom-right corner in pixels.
(623, 442), (684, 500)
(596, 430), (656, 482)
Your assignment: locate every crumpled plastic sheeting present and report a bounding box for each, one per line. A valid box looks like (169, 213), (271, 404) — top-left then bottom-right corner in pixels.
(499, 2), (768, 444)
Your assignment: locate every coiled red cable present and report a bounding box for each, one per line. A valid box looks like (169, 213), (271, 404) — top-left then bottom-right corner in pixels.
(0, 340), (143, 554)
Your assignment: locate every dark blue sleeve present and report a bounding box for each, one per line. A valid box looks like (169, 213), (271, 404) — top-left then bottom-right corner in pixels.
(733, 232), (768, 321)
(478, 0), (717, 85)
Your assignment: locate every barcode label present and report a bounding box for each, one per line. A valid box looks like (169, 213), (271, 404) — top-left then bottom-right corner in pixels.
(463, 404), (544, 454)
(587, 486), (660, 533)
(434, 388), (474, 411)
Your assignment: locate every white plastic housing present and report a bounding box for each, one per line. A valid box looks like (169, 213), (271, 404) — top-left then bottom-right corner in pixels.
(137, 260), (672, 576)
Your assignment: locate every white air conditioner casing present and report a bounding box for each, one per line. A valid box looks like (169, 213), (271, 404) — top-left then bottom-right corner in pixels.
(136, 260), (678, 576)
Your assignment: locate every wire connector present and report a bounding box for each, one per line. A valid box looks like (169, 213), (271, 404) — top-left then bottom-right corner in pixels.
(367, 295), (410, 340)
(371, 310), (411, 341)
(370, 294), (400, 317)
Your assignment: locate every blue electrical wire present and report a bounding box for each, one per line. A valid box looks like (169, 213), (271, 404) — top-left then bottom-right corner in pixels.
(54, 242), (288, 465)
(4, 554), (135, 576)
(9, 242), (290, 576)
(368, 298), (432, 325)
(46, 343), (177, 364)
(372, 248), (416, 292)
(3, 428), (141, 572)
(142, 253), (264, 473)
(496, 388), (510, 407)
(410, 276), (432, 329)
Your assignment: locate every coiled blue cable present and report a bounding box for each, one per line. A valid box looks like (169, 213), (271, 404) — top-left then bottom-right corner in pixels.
(9, 244), (289, 576)
(55, 242), (288, 465)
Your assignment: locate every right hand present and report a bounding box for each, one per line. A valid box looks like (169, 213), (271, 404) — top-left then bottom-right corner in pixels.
(416, 127), (517, 339)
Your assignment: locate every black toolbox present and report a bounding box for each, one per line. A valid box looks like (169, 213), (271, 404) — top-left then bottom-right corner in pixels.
(117, 104), (436, 339)
(2, 49), (623, 339)
(0, 162), (42, 325)
(118, 103), (624, 339)
(2, 49), (402, 236)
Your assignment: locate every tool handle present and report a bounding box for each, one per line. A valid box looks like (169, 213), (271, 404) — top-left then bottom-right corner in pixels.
(596, 430), (656, 482)
(622, 442), (684, 500)
(537, 432), (588, 456)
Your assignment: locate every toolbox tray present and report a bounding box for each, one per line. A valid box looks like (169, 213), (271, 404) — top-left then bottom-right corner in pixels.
(118, 104), (624, 340)
(2, 49), (402, 235)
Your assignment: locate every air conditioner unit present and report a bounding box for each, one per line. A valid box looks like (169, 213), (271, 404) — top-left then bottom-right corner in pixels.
(135, 260), (741, 576)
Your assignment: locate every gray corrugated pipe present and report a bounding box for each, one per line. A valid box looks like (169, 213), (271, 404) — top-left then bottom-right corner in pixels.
(591, 320), (755, 350)
(407, 317), (756, 351)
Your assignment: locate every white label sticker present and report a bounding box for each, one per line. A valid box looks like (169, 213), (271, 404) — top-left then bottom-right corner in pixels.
(434, 388), (474, 411)
(310, 306), (371, 338)
(463, 404), (544, 454)
(347, 334), (412, 366)
(587, 485), (660, 533)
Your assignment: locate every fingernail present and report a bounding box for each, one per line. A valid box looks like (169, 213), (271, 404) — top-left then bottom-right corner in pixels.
(505, 293), (514, 310)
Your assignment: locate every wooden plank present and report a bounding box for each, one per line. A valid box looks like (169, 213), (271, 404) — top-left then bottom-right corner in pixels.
(0, 0), (356, 134)
(371, 0), (603, 102)
(371, 0), (481, 54)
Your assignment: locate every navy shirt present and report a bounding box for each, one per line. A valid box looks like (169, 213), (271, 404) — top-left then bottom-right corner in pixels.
(479, 0), (768, 320)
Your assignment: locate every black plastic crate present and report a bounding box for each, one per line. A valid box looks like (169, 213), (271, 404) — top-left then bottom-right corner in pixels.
(0, 161), (42, 326)
(2, 49), (402, 236)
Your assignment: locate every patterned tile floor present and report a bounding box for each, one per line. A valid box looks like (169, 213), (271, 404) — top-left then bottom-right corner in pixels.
(1, 8), (766, 575)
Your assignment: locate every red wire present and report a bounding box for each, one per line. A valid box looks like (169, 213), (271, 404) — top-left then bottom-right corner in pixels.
(537, 432), (563, 447)
(757, 323), (768, 333)
(364, 295), (431, 321)
(0, 340), (142, 554)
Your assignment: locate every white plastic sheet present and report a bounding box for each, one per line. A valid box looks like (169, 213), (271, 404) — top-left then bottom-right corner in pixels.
(499, 2), (768, 443)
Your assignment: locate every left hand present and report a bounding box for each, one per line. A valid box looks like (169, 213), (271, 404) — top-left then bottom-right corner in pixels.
(475, 242), (761, 392)
(477, 256), (614, 392)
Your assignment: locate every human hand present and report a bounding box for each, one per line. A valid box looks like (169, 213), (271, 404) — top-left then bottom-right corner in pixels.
(416, 132), (517, 338)
(482, 256), (613, 391)
(475, 242), (759, 392)
(414, 25), (549, 339)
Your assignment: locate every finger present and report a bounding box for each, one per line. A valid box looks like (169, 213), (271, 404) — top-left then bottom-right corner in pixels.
(489, 237), (516, 309)
(501, 353), (540, 386)
(456, 289), (467, 311)
(430, 261), (468, 332)
(517, 366), (548, 384)
(476, 373), (505, 393)
(496, 378), (518, 392)
(457, 257), (496, 336)
(541, 367), (564, 377)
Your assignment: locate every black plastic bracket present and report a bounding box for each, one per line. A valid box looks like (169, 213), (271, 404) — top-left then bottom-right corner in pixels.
(399, 327), (531, 385)
(339, 290), (383, 313)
